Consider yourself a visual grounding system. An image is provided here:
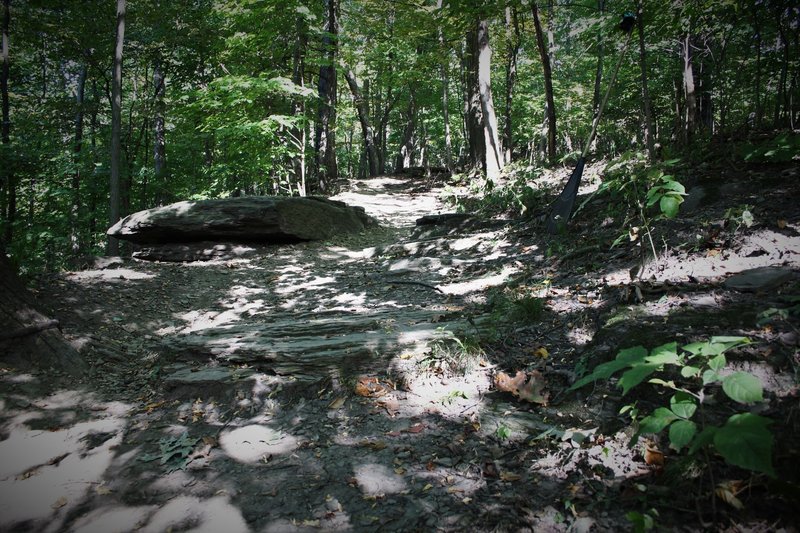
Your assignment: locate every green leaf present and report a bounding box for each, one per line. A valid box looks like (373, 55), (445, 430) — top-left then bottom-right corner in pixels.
(722, 372), (763, 404)
(714, 413), (774, 476)
(708, 354), (726, 372)
(702, 369), (721, 385)
(689, 426), (718, 455)
(669, 393), (697, 419)
(619, 363), (661, 395)
(669, 420), (697, 451)
(645, 342), (680, 365)
(569, 346), (648, 390)
(680, 365), (701, 378)
(660, 195), (681, 218)
(638, 407), (679, 435)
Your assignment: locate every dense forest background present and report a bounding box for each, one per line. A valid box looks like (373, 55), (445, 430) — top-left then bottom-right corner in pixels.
(0, 0), (798, 273)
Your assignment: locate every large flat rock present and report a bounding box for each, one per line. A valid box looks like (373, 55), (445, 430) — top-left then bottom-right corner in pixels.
(108, 196), (376, 245)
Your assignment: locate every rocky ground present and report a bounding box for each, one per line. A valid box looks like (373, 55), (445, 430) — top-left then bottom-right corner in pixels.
(1, 162), (799, 532)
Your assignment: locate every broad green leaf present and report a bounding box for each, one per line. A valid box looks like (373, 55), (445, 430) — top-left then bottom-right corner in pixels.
(638, 407), (679, 435)
(702, 369), (721, 385)
(645, 342), (680, 365)
(669, 393), (697, 419)
(722, 372), (763, 404)
(669, 420), (697, 451)
(680, 365), (701, 378)
(660, 195), (681, 218)
(569, 346), (648, 390)
(709, 354), (726, 372)
(714, 414), (774, 476)
(619, 363), (661, 395)
(659, 179), (686, 194)
(689, 426), (718, 455)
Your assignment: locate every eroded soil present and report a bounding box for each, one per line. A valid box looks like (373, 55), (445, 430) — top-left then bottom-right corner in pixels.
(1, 165), (799, 532)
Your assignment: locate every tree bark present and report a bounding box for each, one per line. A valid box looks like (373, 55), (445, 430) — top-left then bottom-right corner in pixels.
(477, 20), (503, 179)
(637, 0), (656, 160)
(531, 2), (557, 164)
(503, 5), (520, 164)
(437, 0), (452, 170)
(464, 25), (484, 171)
(591, 0), (605, 121)
(682, 33), (697, 145)
(395, 92), (416, 171)
(153, 53), (167, 204)
(70, 59), (88, 255)
(314, 0), (338, 193)
(344, 68), (379, 177)
(291, 17), (307, 195)
(107, 0), (126, 256)
(1, 0), (13, 248)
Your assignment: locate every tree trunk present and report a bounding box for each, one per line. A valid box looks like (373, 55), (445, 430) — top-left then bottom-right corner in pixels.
(344, 68), (379, 177)
(637, 0), (656, 160)
(682, 33), (697, 145)
(437, 0), (452, 170)
(107, 0), (126, 256)
(531, 2), (557, 164)
(70, 59), (88, 256)
(503, 5), (520, 164)
(0, 253), (87, 376)
(752, 6), (763, 129)
(591, 0), (605, 121)
(1, 0), (13, 248)
(395, 93), (416, 171)
(477, 20), (503, 179)
(291, 17), (307, 195)
(314, 0), (338, 193)
(153, 53), (167, 204)
(464, 25), (484, 171)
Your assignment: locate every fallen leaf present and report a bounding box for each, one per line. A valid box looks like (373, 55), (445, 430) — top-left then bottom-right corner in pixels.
(716, 480), (745, 510)
(386, 430), (402, 437)
(426, 461), (435, 471)
(406, 423), (425, 434)
(462, 497), (472, 504)
(500, 471), (521, 482)
(777, 219), (788, 229)
(644, 444), (665, 467)
(494, 370), (549, 405)
(51, 496), (68, 510)
(533, 347), (549, 358)
(328, 396), (346, 409)
(422, 483), (433, 491)
(202, 435), (218, 447)
(95, 485), (113, 495)
(394, 467), (406, 475)
(355, 376), (390, 398)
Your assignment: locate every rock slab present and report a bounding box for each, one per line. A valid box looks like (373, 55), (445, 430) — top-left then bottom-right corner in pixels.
(724, 266), (794, 292)
(108, 196), (376, 245)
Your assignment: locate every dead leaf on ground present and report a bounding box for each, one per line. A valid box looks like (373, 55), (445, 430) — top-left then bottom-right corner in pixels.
(644, 442), (665, 468)
(494, 370), (549, 405)
(51, 496), (68, 510)
(500, 471), (521, 482)
(328, 396), (346, 409)
(716, 480), (745, 510)
(355, 376), (391, 398)
(777, 219), (788, 229)
(406, 423), (425, 434)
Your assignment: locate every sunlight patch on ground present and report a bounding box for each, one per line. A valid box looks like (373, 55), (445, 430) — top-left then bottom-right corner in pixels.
(353, 463), (407, 496)
(219, 425), (297, 463)
(138, 495), (248, 533)
(67, 268), (155, 282)
(439, 265), (518, 295)
(274, 275), (337, 295)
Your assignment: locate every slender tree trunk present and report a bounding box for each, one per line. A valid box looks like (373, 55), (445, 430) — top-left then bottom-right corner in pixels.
(1, 0), (13, 248)
(153, 54), (166, 205)
(344, 68), (378, 177)
(682, 33), (697, 145)
(752, 7), (763, 129)
(395, 92), (416, 171)
(291, 17), (307, 195)
(314, 0), (338, 192)
(531, 2), (557, 164)
(592, 0), (605, 120)
(637, 0), (656, 160)
(107, 0), (126, 256)
(775, 21), (790, 127)
(503, 5), (520, 164)
(437, 0), (452, 170)
(70, 59), (88, 255)
(477, 20), (503, 179)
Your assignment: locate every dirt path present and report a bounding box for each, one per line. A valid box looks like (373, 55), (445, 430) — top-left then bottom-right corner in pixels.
(1, 169), (799, 531)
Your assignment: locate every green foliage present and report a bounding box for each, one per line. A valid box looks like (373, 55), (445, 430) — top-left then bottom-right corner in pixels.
(645, 173), (687, 219)
(572, 336), (775, 476)
(420, 328), (484, 376)
(738, 132), (800, 163)
(444, 164), (546, 217)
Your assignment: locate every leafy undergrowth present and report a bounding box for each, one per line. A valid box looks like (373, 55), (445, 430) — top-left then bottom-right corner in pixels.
(1, 156), (798, 532)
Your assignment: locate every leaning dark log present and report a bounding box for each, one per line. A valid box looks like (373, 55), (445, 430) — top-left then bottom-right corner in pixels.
(0, 254), (87, 376)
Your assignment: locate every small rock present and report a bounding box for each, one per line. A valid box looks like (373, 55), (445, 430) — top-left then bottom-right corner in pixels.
(723, 267), (794, 292)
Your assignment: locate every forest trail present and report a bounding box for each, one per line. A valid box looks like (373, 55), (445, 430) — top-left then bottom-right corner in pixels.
(2, 168), (799, 532)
